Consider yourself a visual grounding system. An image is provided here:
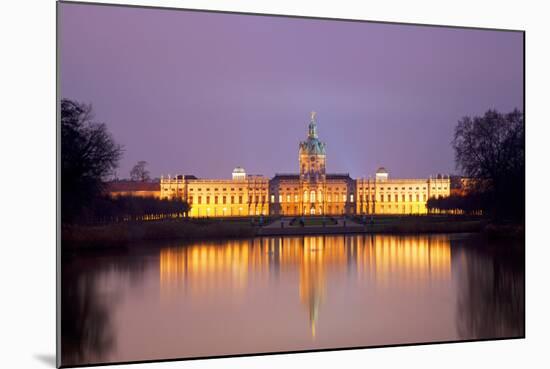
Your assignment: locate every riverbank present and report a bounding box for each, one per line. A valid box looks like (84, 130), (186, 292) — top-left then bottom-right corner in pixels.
(62, 219), (257, 249)
(62, 215), (492, 249)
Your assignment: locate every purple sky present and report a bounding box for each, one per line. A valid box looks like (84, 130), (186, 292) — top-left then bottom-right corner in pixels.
(59, 3), (523, 180)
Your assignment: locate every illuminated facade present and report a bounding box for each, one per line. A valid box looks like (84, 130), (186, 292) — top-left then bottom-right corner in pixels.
(160, 113), (450, 217)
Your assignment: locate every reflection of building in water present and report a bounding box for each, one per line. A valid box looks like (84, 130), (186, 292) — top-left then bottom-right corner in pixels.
(356, 235), (452, 286)
(159, 235), (451, 336)
(152, 113), (450, 217)
(159, 239), (271, 297)
(299, 237), (327, 338)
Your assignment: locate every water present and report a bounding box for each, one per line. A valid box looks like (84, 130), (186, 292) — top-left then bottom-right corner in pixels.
(60, 233), (524, 366)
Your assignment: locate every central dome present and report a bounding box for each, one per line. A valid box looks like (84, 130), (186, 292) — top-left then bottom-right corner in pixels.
(299, 137), (326, 156)
(299, 112), (326, 156)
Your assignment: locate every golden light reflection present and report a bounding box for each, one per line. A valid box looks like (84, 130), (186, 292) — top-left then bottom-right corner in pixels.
(159, 235), (451, 337)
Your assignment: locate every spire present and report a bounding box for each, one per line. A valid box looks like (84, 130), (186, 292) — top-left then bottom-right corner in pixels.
(308, 111), (318, 139)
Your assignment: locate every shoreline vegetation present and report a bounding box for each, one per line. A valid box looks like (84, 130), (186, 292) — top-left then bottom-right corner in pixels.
(61, 215), (522, 250)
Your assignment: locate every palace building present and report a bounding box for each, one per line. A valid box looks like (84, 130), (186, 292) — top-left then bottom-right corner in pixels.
(159, 112), (450, 217)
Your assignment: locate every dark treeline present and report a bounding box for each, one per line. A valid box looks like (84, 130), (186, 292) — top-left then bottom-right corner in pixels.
(427, 194), (485, 215)
(79, 195), (191, 224)
(430, 109), (524, 222)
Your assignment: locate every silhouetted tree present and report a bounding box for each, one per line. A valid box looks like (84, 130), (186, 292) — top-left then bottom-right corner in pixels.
(452, 109), (524, 220)
(87, 195), (191, 223)
(61, 99), (123, 223)
(130, 160), (150, 182)
(426, 194), (486, 215)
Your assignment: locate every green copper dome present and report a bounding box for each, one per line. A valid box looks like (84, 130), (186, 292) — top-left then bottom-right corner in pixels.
(299, 112), (326, 155)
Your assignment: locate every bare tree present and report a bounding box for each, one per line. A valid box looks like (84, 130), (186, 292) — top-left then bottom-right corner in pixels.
(452, 109), (524, 220)
(130, 161), (150, 182)
(61, 99), (123, 223)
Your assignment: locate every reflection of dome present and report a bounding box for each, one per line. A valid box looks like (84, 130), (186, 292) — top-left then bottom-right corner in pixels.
(299, 236), (326, 340)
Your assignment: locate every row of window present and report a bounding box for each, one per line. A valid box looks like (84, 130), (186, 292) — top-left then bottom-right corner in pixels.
(270, 192), (355, 203)
(191, 195), (267, 205)
(358, 186), (447, 192)
(164, 187), (267, 193)
(374, 194), (426, 202)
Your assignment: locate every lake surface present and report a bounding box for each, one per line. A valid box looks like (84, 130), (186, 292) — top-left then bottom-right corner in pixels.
(60, 233), (524, 366)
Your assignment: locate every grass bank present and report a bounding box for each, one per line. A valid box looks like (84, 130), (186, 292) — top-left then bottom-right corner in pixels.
(62, 219), (257, 248)
(62, 215), (498, 248)
(363, 219), (486, 234)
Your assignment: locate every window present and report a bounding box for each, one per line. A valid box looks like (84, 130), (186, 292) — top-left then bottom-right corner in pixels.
(239, 196), (243, 204)
(409, 194), (413, 202)
(271, 195), (275, 203)
(402, 194), (405, 202)
(423, 194), (426, 201)
(343, 194), (347, 202)
(262, 195), (266, 203)
(416, 194), (420, 201)
(231, 196), (234, 204)
(328, 194), (332, 202)
(206, 196), (210, 204)
(318, 191), (323, 202)
(255, 195), (259, 203)
(214, 196), (218, 204)
(304, 191), (308, 202)
(294, 194), (298, 202)
(350, 194), (354, 203)
(395, 194), (399, 202)
(198, 196), (202, 204)
(223, 188), (226, 191)
(223, 196), (226, 204)
(387, 194), (391, 202)
(372, 195), (375, 202)
(310, 190), (316, 203)
(286, 194), (290, 202)
(279, 195), (283, 203)
(380, 194), (384, 202)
